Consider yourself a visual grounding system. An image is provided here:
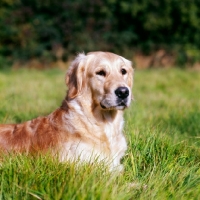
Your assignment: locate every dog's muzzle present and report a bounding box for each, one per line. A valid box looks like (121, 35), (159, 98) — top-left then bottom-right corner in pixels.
(100, 86), (130, 110)
(115, 87), (130, 108)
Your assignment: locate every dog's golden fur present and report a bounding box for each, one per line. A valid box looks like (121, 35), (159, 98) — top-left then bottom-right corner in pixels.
(0, 52), (133, 171)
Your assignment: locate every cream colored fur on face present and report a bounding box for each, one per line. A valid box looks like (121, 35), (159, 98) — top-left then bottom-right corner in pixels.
(0, 52), (133, 172)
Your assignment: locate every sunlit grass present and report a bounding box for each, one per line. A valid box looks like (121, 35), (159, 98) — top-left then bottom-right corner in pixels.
(0, 69), (65, 123)
(0, 68), (200, 199)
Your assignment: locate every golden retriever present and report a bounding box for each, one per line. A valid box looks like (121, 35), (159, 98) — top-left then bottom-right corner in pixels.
(0, 52), (133, 171)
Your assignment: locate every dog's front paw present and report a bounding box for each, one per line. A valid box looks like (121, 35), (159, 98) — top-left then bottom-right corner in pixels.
(127, 182), (148, 190)
(109, 164), (124, 174)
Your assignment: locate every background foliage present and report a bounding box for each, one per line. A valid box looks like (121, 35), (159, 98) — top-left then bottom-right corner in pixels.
(0, 0), (200, 65)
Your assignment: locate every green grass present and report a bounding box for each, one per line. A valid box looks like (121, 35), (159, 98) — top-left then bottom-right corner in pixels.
(0, 68), (200, 199)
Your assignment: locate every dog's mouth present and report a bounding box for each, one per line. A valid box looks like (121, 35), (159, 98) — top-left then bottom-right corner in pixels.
(100, 101), (127, 110)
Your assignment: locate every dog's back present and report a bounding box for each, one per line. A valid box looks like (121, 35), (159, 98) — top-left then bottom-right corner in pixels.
(0, 109), (63, 153)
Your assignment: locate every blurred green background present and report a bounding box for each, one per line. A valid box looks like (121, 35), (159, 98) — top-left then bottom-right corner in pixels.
(0, 0), (200, 68)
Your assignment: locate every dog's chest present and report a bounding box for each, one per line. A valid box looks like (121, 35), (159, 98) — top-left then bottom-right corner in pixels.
(60, 110), (127, 169)
(104, 121), (127, 159)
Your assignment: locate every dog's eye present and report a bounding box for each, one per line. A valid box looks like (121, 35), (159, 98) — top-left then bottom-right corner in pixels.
(96, 70), (106, 77)
(121, 68), (127, 75)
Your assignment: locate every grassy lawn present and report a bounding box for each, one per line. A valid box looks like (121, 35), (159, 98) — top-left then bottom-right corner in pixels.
(0, 68), (200, 199)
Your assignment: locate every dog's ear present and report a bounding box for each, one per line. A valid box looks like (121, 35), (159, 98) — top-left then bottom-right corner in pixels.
(126, 60), (134, 100)
(66, 53), (86, 100)
(121, 57), (134, 89)
(128, 64), (134, 89)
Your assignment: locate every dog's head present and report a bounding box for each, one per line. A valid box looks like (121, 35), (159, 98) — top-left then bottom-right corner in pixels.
(66, 52), (134, 110)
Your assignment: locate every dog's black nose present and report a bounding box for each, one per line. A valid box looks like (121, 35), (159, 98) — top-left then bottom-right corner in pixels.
(115, 87), (129, 99)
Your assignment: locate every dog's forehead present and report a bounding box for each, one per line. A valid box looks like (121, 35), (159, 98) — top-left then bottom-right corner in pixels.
(87, 52), (129, 69)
